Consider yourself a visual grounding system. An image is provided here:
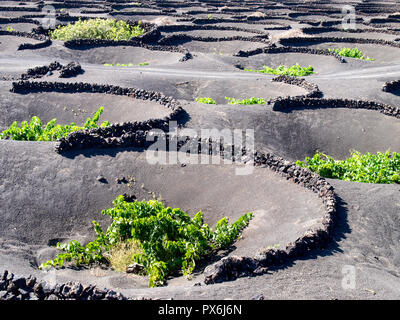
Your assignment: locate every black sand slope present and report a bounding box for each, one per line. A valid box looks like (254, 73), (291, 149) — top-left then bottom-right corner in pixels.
(0, 0), (400, 300)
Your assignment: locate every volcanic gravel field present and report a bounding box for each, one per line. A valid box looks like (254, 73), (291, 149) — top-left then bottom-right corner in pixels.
(0, 0), (400, 300)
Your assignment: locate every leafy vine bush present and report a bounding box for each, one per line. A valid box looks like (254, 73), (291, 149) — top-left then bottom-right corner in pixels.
(244, 63), (315, 77)
(0, 107), (110, 141)
(40, 196), (253, 287)
(296, 150), (400, 184)
(50, 18), (146, 41)
(195, 97), (217, 104)
(328, 47), (374, 61)
(225, 97), (266, 105)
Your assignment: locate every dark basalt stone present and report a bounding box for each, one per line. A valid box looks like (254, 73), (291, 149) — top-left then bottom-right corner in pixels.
(382, 80), (400, 93)
(279, 36), (400, 49)
(3, 0), (398, 292)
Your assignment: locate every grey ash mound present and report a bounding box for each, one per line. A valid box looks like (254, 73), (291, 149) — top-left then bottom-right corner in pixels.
(1, 0), (400, 300)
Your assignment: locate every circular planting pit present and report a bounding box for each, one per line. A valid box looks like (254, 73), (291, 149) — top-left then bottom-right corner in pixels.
(180, 13), (235, 20)
(0, 141), (327, 291)
(0, 90), (171, 131)
(1, 0), (400, 301)
(280, 39), (400, 63)
(156, 25), (269, 54)
(195, 21), (279, 33)
(0, 22), (38, 33)
(111, 14), (180, 23)
(167, 39), (267, 55)
(0, 11), (40, 19)
(112, 7), (162, 14)
(36, 43), (186, 66)
(0, 81), (184, 134)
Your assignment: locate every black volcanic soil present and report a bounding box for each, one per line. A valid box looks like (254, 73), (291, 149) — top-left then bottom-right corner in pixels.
(0, 0), (400, 300)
